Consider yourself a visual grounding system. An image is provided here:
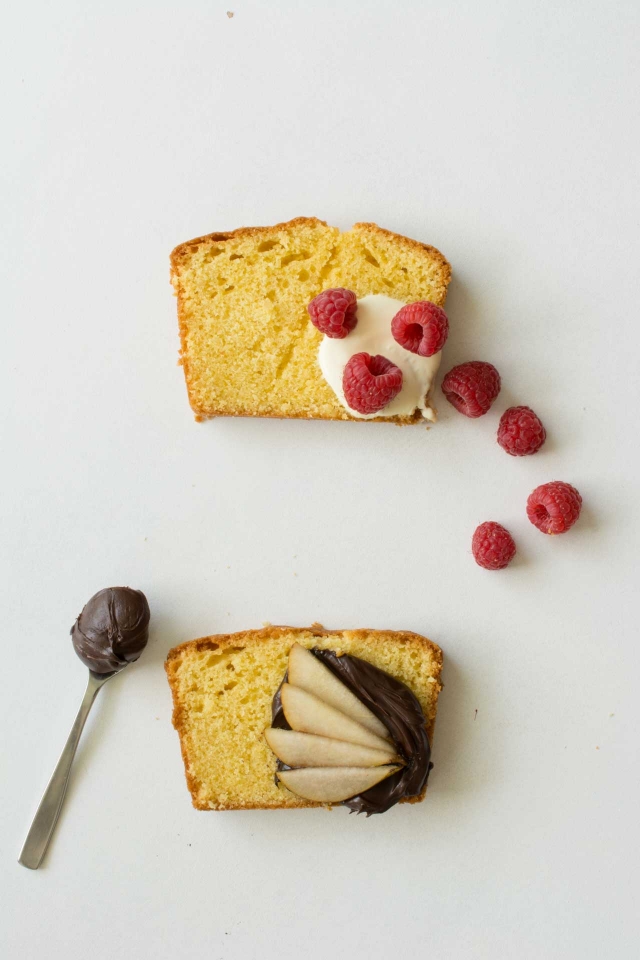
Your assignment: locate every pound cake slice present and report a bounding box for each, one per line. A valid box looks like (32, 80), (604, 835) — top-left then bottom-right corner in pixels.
(171, 218), (451, 422)
(165, 625), (443, 812)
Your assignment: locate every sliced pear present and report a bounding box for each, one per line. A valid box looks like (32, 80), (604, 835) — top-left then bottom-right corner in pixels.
(264, 727), (400, 768)
(288, 644), (390, 740)
(280, 684), (392, 752)
(278, 765), (401, 802)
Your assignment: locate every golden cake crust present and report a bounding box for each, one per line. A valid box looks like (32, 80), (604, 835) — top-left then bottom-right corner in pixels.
(165, 624), (443, 811)
(170, 218), (451, 423)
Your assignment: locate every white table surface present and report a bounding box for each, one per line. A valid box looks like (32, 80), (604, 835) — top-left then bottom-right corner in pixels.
(2, 2), (639, 957)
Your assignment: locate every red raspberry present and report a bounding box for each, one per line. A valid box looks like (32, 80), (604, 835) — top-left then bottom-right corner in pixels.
(526, 481), (582, 535)
(441, 361), (501, 418)
(391, 301), (449, 357)
(308, 288), (358, 339)
(472, 521), (516, 570)
(342, 352), (403, 415)
(497, 406), (546, 456)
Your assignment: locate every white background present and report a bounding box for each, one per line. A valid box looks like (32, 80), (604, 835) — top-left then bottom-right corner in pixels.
(1, 2), (639, 957)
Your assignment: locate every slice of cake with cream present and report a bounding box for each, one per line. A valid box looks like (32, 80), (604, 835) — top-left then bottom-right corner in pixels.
(171, 218), (451, 422)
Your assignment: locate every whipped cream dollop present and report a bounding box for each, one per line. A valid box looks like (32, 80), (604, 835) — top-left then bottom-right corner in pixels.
(317, 294), (441, 420)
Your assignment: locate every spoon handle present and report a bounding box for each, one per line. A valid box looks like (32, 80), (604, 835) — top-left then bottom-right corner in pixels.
(19, 672), (109, 869)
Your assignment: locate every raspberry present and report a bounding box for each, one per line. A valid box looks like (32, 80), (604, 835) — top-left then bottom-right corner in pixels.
(472, 522), (516, 570)
(497, 406), (546, 456)
(441, 361), (501, 418)
(308, 288), (358, 339)
(526, 481), (582, 535)
(342, 352), (403, 415)
(391, 301), (449, 357)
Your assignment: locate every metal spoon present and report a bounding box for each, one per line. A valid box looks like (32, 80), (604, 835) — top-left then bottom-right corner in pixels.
(18, 667), (122, 869)
(19, 585), (150, 869)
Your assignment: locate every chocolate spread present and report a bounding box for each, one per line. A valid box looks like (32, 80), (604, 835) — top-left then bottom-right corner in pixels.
(71, 587), (150, 673)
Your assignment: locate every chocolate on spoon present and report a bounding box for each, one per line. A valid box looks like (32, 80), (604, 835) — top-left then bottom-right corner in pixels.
(71, 586), (150, 673)
(19, 586), (150, 870)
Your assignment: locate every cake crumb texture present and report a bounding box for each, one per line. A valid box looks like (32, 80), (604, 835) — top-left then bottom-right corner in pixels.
(165, 625), (443, 810)
(170, 218), (451, 421)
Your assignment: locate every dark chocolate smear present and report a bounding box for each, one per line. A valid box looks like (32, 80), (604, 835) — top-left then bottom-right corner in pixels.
(70, 587), (150, 673)
(271, 648), (431, 815)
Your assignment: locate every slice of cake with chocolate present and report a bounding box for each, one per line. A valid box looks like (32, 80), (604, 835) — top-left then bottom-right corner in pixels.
(171, 218), (451, 423)
(165, 625), (443, 814)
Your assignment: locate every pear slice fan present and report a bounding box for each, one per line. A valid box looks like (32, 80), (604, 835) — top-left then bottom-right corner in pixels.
(266, 645), (403, 802)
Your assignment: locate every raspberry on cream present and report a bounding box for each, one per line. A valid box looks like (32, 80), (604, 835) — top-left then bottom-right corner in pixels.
(391, 301), (449, 357)
(317, 294), (443, 421)
(308, 287), (358, 338)
(342, 353), (403, 415)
